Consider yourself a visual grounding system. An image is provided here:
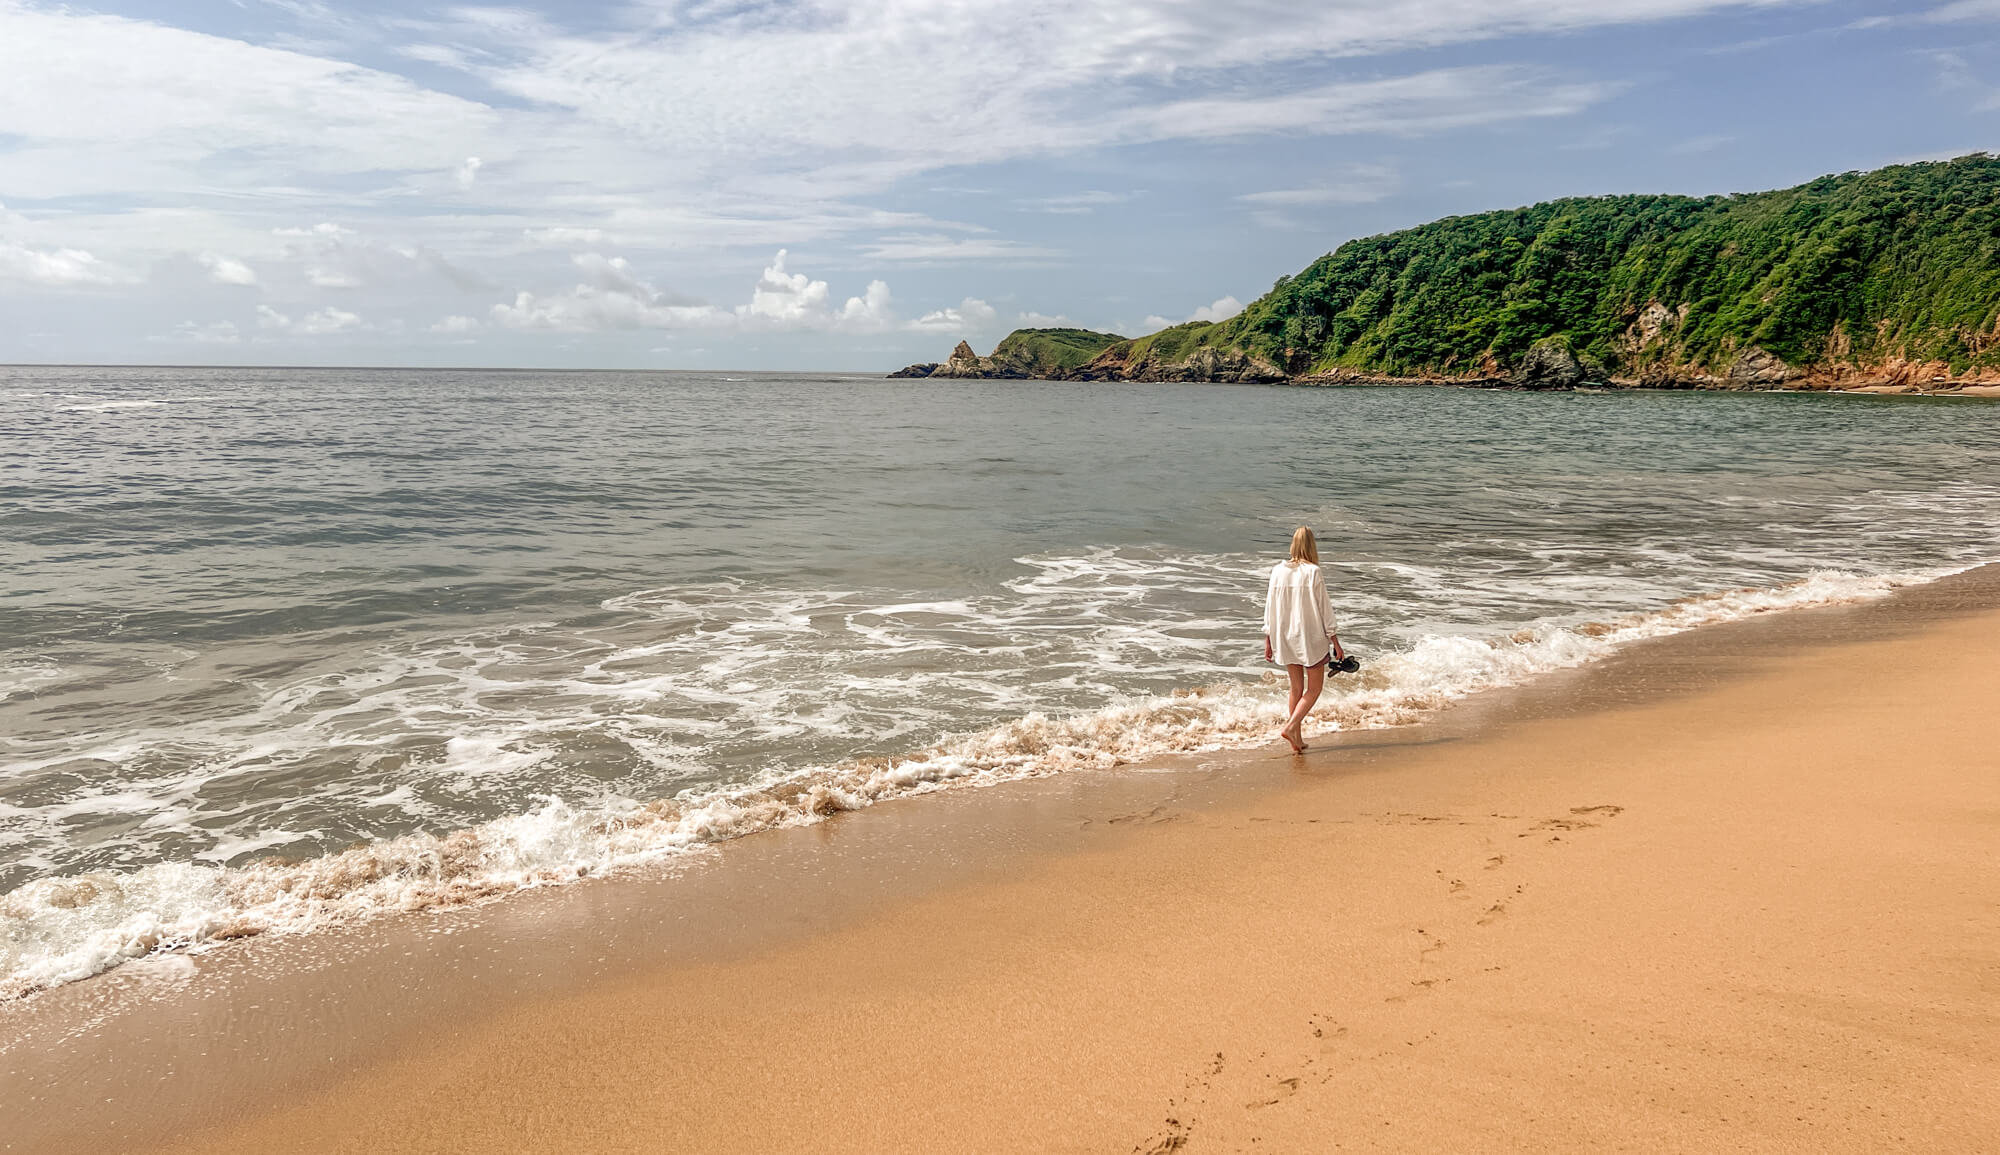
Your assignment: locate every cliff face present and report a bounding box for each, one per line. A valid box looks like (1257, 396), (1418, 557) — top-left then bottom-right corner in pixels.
(893, 155), (2000, 393)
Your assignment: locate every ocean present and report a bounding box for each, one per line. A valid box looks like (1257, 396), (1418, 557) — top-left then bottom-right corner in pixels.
(4, 365), (1998, 999)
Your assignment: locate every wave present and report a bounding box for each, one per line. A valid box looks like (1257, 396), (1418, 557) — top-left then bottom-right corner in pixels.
(55, 395), (218, 413)
(0, 565), (1955, 1001)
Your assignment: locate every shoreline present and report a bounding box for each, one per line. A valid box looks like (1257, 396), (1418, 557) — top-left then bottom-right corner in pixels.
(7, 566), (1947, 1005)
(6, 565), (1999, 1152)
(908, 368), (2000, 398)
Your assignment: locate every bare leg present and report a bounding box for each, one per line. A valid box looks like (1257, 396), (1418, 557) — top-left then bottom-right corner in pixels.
(1278, 664), (1307, 752)
(1281, 663), (1326, 753)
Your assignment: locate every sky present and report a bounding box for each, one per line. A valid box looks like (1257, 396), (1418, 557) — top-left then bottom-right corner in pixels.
(2, 0), (1999, 370)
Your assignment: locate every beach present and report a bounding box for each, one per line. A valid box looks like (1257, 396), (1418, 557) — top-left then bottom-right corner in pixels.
(7, 565), (1994, 1153)
(13, 6), (2000, 1151)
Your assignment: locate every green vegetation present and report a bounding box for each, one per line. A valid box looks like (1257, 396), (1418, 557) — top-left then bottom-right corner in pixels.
(990, 327), (1126, 375)
(1115, 154), (2000, 380)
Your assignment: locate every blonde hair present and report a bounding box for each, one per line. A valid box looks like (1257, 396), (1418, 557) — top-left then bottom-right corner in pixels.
(1288, 526), (1319, 566)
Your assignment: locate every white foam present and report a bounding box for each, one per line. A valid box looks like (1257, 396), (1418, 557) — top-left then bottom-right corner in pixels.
(54, 395), (218, 413)
(0, 565), (1955, 1001)
(63, 400), (163, 412)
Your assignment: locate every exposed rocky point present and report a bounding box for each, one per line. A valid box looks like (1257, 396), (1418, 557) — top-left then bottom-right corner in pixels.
(1512, 338), (1588, 389)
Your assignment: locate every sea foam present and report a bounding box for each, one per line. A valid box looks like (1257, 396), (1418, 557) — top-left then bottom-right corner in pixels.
(0, 565), (1948, 1001)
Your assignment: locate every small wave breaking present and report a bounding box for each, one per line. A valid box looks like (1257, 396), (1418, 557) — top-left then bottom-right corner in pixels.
(0, 566), (1956, 1000)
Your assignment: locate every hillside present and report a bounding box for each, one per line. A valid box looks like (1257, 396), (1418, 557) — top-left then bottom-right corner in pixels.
(890, 328), (1125, 379)
(897, 155), (2000, 391)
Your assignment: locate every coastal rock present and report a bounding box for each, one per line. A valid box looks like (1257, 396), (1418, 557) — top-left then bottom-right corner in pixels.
(1726, 346), (1800, 387)
(1512, 338), (1587, 389)
(941, 340), (983, 375)
(890, 330), (1128, 381)
(922, 340), (1029, 379)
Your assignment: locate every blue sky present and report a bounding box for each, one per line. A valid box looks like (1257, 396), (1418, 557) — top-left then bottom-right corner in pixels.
(2, 0), (1997, 370)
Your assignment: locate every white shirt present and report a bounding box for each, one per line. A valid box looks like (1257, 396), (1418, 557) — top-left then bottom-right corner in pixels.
(1264, 561), (1337, 666)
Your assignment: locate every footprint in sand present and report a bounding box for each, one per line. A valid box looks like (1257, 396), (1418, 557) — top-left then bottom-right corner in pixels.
(1246, 1076), (1302, 1110)
(1385, 976), (1450, 1004)
(1476, 884), (1525, 926)
(1108, 804), (1182, 826)
(1134, 1052), (1224, 1153)
(1521, 804), (1625, 839)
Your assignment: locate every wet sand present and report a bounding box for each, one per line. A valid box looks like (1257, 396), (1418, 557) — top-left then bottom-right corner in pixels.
(7, 569), (2000, 1153)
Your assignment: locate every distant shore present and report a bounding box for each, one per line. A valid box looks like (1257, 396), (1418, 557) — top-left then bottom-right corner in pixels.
(7, 567), (1996, 1153)
(892, 336), (2000, 397)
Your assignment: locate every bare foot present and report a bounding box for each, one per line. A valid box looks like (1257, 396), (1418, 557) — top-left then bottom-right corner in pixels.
(1282, 726), (1307, 754)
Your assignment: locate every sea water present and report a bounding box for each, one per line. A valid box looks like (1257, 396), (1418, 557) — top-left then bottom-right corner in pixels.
(4, 366), (1998, 997)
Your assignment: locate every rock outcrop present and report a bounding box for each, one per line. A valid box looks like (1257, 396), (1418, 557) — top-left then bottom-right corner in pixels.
(889, 340), (1026, 379)
(889, 330), (1127, 381)
(1725, 346), (1801, 388)
(1512, 338), (1588, 389)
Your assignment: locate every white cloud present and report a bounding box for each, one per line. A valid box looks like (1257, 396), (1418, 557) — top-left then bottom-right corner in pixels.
(1928, 1), (2000, 20)
(300, 307), (363, 334)
(0, 240), (122, 286)
(1121, 68), (1612, 143)
(258, 303), (364, 334)
(266, 222), (492, 292)
(838, 279), (897, 329)
(854, 234), (1063, 264)
(0, 0), (1789, 239)
(523, 227), (609, 247)
(742, 250), (832, 323)
(912, 298), (1000, 332)
(491, 251), (726, 332)
(1020, 190), (1134, 214)
(200, 253), (258, 286)
(431, 315), (482, 334)
(493, 249), (985, 335)
(1144, 296), (1243, 330)
(163, 319), (241, 344)
(0, 3), (499, 201)
(1237, 165), (1402, 208)
(462, 1), (1791, 178)
(1192, 296), (1243, 323)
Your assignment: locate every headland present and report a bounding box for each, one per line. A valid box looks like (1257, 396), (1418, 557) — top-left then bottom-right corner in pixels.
(896, 155), (2000, 397)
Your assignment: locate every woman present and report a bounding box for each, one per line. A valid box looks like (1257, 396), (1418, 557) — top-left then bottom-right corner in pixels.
(1263, 526), (1345, 754)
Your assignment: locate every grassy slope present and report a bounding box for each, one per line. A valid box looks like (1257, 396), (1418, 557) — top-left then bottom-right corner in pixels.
(990, 328), (1128, 374)
(1114, 155), (2000, 380)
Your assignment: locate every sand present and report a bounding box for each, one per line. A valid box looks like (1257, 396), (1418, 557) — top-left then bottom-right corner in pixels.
(9, 577), (1999, 1154)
